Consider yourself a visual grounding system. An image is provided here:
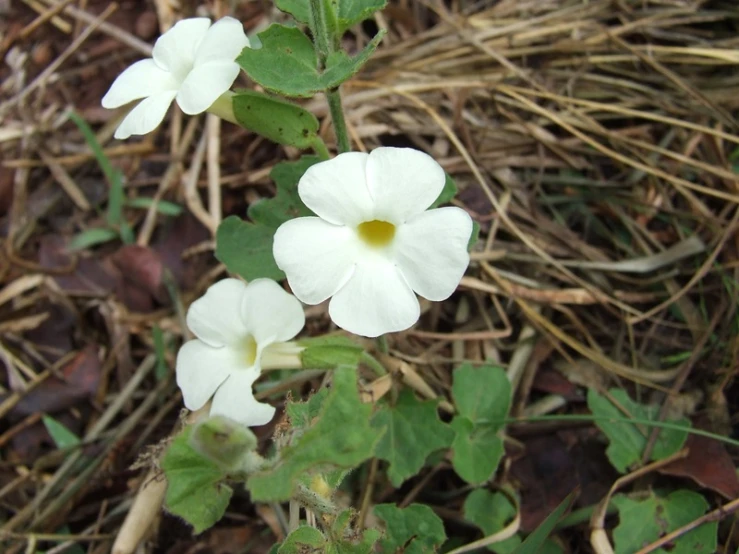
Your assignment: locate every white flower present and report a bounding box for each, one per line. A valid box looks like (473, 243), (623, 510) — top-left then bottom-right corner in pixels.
(273, 147), (473, 338)
(102, 17), (248, 140)
(175, 278), (305, 427)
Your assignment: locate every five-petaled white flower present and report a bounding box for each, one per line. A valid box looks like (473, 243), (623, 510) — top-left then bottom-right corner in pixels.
(273, 147), (473, 337)
(102, 17), (248, 140)
(176, 278), (305, 427)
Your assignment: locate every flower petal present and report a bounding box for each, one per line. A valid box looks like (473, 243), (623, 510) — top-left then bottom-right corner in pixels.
(394, 207), (473, 300)
(113, 90), (177, 139)
(176, 61), (240, 115)
(365, 147), (446, 223)
(186, 279), (250, 348)
(194, 16), (249, 67)
(329, 259), (420, 337)
(298, 152), (374, 226)
(273, 217), (358, 305)
(175, 339), (239, 411)
(210, 371), (276, 427)
(102, 59), (178, 109)
(152, 17), (211, 76)
(239, 278), (305, 344)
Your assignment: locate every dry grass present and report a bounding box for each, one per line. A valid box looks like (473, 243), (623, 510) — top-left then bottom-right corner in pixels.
(0, 0), (737, 552)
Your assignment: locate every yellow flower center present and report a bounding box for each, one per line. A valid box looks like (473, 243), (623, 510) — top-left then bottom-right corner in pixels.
(357, 220), (396, 247)
(242, 335), (257, 367)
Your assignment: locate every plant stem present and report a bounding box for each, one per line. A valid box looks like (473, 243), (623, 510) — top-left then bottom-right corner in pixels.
(312, 137), (331, 160)
(327, 88), (351, 153)
(374, 335), (388, 354)
(308, 0), (331, 65)
(307, 0), (351, 153)
(360, 352), (387, 377)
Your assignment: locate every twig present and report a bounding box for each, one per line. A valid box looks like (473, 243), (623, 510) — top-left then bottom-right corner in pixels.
(634, 497), (739, 554)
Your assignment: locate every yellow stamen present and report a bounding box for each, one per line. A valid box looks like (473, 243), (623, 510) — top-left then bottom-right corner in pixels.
(243, 336), (257, 367)
(357, 220), (395, 247)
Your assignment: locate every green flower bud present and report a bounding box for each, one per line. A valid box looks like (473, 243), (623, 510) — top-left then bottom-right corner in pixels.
(189, 415), (258, 471)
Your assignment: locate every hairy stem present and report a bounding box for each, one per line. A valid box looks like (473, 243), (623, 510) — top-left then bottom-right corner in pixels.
(327, 88), (351, 153)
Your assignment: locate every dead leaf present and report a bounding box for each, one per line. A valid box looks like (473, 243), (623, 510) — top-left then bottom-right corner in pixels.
(7, 345), (101, 417)
(38, 235), (117, 296)
(658, 433), (739, 500)
(152, 213), (210, 289)
(110, 245), (166, 311)
(509, 432), (615, 531)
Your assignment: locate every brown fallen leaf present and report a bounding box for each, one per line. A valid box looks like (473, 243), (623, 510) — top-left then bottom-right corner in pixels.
(152, 213), (210, 289)
(38, 235), (118, 296)
(658, 433), (739, 500)
(110, 245), (166, 312)
(7, 345), (101, 417)
(509, 432), (615, 531)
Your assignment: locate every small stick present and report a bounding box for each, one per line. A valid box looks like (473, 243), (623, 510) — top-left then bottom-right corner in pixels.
(37, 0), (152, 55)
(8, 3), (118, 110)
(206, 114), (222, 227)
(19, 0), (75, 38)
(183, 128), (216, 234)
(111, 390), (209, 554)
(634, 497), (739, 554)
(38, 149), (91, 211)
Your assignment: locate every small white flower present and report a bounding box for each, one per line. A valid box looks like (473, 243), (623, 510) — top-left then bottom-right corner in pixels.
(273, 147), (473, 338)
(102, 17), (248, 140)
(175, 278), (305, 427)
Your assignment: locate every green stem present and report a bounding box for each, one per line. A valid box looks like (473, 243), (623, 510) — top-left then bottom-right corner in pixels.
(503, 414), (739, 448)
(555, 502), (617, 530)
(307, 0), (351, 154)
(360, 352), (387, 377)
(327, 88), (351, 153)
(312, 137), (331, 160)
(308, 0), (331, 66)
(375, 335), (388, 354)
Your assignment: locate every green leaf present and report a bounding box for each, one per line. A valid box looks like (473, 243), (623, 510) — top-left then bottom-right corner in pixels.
(233, 90), (322, 150)
(215, 216), (285, 281)
(126, 197), (183, 216)
(274, 0), (385, 35)
(451, 363), (510, 427)
(42, 415), (81, 449)
(238, 25), (384, 97)
(278, 513), (380, 554)
(275, 0), (310, 23)
(464, 489), (521, 553)
(68, 227), (119, 250)
(328, 510), (381, 554)
(161, 427), (233, 534)
(249, 156), (319, 229)
(587, 388), (690, 473)
(336, 0), (387, 33)
(287, 388), (330, 430)
(430, 174), (457, 209)
(246, 366), (382, 501)
(374, 503), (446, 554)
(371, 390), (454, 486)
(512, 492), (575, 554)
(468, 220), (480, 251)
(238, 25), (319, 98)
(321, 32), (385, 89)
(69, 112), (125, 229)
(449, 364), (510, 484)
(278, 526), (326, 553)
(299, 335), (365, 369)
(450, 416), (504, 484)
(612, 490), (716, 554)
